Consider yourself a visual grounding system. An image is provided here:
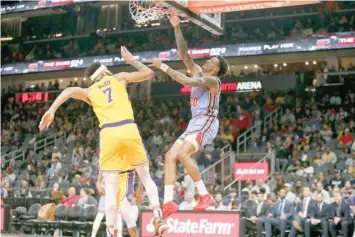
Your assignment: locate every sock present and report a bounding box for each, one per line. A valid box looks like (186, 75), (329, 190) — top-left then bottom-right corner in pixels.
(91, 212), (105, 237)
(91, 229), (98, 237)
(153, 208), (163, 219)
(195, 180), (208, 196)
(164, 185), (174, 204)
(106, 228), (114, 237)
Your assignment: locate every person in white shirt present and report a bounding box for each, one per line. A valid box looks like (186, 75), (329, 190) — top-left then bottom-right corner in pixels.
(312, 182), (331, 204)
(322, 147), (337, 165)
(284, 183), (296, 203)
(179, 194), (197, 210)
(252, 179), (271, 195)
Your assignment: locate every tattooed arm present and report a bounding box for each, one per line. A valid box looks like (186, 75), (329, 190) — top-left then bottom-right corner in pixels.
(114, 46), (154, 85)
(148, 59), (217, 88)
(165, 68), (217, 89)
(170, 15), (201, 76)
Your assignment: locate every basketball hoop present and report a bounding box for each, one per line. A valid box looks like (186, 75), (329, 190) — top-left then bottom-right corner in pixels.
(129, 0), (174, 25)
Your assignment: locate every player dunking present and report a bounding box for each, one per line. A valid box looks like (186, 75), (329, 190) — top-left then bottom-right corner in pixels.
(149, 15), (229, 218)
(39, 46), (168, 236)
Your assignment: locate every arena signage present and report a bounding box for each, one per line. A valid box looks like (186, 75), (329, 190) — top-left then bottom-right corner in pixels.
(234, 162), (269, 181)
(140, 210), (240, 237)
(16, 92), (50, 104)
(1, 0), (95, 14)
(180, 81), (262, 94)
(187, 0), (320, 14)
(2, 35), (355, 76)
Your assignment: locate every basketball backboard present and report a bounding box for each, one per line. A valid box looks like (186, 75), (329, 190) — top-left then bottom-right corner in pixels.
(161, 0), (224, 35)
(130, 0), (320, 36)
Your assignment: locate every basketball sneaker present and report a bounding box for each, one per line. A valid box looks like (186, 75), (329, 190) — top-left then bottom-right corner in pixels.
(193, 194), (216, 211)
(161, 201), (179, 219)
(153, 217), (169, 236)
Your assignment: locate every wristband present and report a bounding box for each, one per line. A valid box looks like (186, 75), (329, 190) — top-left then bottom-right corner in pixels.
(160, 63), (170, 73)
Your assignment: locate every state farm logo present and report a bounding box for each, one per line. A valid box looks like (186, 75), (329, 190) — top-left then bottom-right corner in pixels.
(338, 37), (355, 46)
(141, 211), (240, 237)
(146, 217), (235, 235)
(236, 168), (266, 175)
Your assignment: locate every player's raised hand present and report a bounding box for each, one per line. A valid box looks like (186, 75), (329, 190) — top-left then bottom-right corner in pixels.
(147, 58), (163, 69)
(39, 110), (55, 131)
(121, 46), (134, 63)
(169, 14), (180, 28)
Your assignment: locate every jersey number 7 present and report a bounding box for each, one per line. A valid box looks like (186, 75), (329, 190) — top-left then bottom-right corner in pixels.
(103, 87), (113, 103)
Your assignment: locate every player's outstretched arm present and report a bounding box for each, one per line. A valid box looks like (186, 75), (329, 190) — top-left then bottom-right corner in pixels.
(39, 87), (90, 131)
(170, 15), (200, 76)
(115, 46), (154, 85)
(149, 59), (217, 89)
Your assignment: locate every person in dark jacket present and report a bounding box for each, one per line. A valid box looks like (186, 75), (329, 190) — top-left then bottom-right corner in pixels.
(304, 193), (329, 237)
(288, 187), (317, 237)
(264, 189), (293, 237)
(242, 192), (271, 237)
(328, 191), (351, 237)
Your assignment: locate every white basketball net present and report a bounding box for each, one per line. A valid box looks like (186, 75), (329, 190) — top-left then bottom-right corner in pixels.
(129, 0), (172, 25)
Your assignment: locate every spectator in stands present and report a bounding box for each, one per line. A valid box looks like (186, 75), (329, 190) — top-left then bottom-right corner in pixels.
(341, 180), (353, 201)
(302, 161), (315, 179)
(319, 124), (333, 143)
(52, 146), (62, 159)
(242, 192), (270, 237)
(329, 170), (345, 189)
(289, 187), (316, 236)
(16, 180), (30, 198)
(223, 188), (238, 206)
(330, 93), (342, 105)
(51, 182), (64, 204)
(322, 146), (337, 165)
(280, 109), (296, 126)
(276, 143), (291, 173)
(242, 181), (254, 198)
(62, 186), (80, 207)
(313, 181), (331, 204)
(75, 188), (96, 208)
(268, 172), (284, 194)
(329, 191), (351, 237)
(252, 179), (271, 195)
(47, 157), (62, 177)
(1, 180), (9, 198)
(264, 188), (292, 237)
(230, 200), (241, 211)
(284, 183), (296, 203)
(209, 192), (226, 211)
(304, 193), (329, 237)
(178, 193), (196, 210)
(236, 107), (252, 133)
(339, 128), (354, 147)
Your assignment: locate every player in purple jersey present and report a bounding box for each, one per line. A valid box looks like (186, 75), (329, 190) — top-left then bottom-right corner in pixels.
(149, 15), (229, 218)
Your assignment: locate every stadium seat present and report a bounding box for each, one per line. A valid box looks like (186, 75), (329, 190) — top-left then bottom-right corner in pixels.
(60, 205), (83, 236)
(19, 203), (41, 234)
(45, 204), (70, 236)
(73, 205), (98, 236)
(9, 206), (27, 232)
